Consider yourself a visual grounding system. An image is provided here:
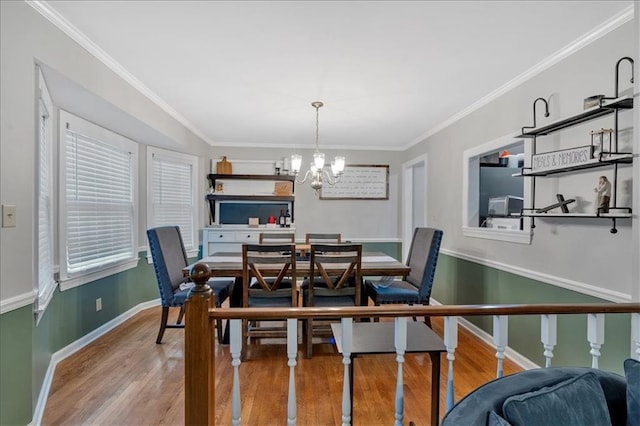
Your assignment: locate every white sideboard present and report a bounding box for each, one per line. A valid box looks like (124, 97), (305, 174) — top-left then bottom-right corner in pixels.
(201, 226), (296, 256)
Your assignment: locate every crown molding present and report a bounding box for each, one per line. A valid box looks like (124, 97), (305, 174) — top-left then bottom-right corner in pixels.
(26, 1), (215, 146)
(406, 4), (635, 149)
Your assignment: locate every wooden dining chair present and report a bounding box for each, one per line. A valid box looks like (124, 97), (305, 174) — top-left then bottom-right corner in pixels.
(259, 232), (295, 243)
(305, 233), (342, 243)
(303, 243), (362, 358)
(242, 243), (297, 359)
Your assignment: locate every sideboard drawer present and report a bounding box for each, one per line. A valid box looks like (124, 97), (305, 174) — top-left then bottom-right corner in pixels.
(208, 231), (235, 243)
(234, 231), (260, 243)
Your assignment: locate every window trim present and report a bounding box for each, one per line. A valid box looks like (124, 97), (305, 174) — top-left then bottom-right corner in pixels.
(146, 146), (199, 259)
(58, 110), (139, 290)
(35, 67), (57, 318)
(462, 132), (532, 244)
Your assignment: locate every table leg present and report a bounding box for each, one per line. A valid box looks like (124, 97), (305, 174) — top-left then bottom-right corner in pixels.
(429, 352), (442, 426)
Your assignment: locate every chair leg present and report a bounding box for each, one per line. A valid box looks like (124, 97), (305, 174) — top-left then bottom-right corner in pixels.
(423, 303), (431, 328)
(423, 316), (432, 328)
(215, 318), (224, 344)
(373, 302), (381, 322)
(176, 305), (185, 325)
(156, 306), (170, 344)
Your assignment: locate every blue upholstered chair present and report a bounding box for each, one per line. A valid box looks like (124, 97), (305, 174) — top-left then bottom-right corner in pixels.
(303, 243), (362, 358)
(147, 226), (234, 344)
(364, 227), (443, 325)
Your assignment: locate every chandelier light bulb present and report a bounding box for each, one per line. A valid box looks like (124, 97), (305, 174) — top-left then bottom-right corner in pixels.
(313, 151), (325, 169)
(331, 155), (345, 175)
(291, 154), (302, 175)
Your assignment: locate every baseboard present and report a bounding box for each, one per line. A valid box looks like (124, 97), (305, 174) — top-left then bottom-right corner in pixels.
(430, 299), (540, 371)
(31, 299), (160, 426)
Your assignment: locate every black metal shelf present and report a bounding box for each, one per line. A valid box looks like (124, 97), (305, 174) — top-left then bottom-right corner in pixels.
(517, 97), (633, 138)
(206, 194), (295, 202)
(520, 209), (632, 219)
(207, 173), (295, 185)
(516, 153), (633, 177)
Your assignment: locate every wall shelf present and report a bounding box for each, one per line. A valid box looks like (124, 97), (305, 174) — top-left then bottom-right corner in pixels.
(206, 194), (294, 202)
(206, 173), (296, 224)
(208, 173), (295, 184)
(517, 153), (633, 177)
(521, 209), (632, 219)
(516, 57), (634, 234)
(517, 97), (633, 138)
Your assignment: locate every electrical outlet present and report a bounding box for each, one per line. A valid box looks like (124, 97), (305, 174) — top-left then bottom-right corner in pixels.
(2, 205), (16, 228)
(96, 298), (102, 311)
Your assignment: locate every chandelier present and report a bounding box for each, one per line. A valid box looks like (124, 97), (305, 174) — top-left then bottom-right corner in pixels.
(291, 101), (345, 192)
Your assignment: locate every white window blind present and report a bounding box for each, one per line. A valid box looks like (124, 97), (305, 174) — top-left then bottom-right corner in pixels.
(59, 111), (139, 287)
(148, 148), (198, 254)
(36, 68), (56, 315)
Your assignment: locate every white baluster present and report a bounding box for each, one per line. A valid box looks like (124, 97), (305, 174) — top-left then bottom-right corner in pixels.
(287, 318), (297, 426)
(340, 318), (353, 426)
(394, 317), (408, 426)
(230, 319), (242, 426)
(541, 314), (557, 368)
(632, 313), (640, 360)
(588, 313), (605, 369)
(493, 315), (508, 378)
(444, 316), (458, 412)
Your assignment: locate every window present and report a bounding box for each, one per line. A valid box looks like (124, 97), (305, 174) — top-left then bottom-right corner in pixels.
(59, 111), (139, 290)
(463, 133), (532, 244)
(147, 147), (198, 258)
(36, 68), (56, 317)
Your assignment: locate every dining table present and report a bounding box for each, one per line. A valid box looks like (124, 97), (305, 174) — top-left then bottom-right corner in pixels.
(185, 250), (410, 343)
(187, 250), (410, 278)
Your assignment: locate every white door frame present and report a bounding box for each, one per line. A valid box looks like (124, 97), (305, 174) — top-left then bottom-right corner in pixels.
(402, 154), (428, 261)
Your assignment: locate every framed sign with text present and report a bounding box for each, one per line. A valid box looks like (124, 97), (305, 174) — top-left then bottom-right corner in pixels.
(319, 164), (389, 200)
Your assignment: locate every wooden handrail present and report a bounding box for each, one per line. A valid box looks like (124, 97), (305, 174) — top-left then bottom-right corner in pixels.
(207, 303), (640, 320)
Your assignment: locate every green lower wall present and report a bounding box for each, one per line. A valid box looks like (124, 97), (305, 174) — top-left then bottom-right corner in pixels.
(361, 241), (402, 260)
(432, 253), (632, 374)
(0, 305), (33, 426)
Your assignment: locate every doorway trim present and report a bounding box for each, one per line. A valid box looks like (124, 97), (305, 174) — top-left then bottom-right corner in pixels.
(402, 154), (428, 260)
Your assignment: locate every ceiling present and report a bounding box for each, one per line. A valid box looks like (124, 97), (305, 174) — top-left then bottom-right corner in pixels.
(40, 1), (633, 151)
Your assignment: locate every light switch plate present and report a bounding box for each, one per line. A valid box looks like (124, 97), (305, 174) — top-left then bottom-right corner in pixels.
(2, 205), (16, 228)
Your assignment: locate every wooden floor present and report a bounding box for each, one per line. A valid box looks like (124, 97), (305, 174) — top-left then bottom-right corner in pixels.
(42, 307), (522, 425)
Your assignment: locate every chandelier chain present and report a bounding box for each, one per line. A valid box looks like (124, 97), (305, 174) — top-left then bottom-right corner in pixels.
(314, 101), (322, 151)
